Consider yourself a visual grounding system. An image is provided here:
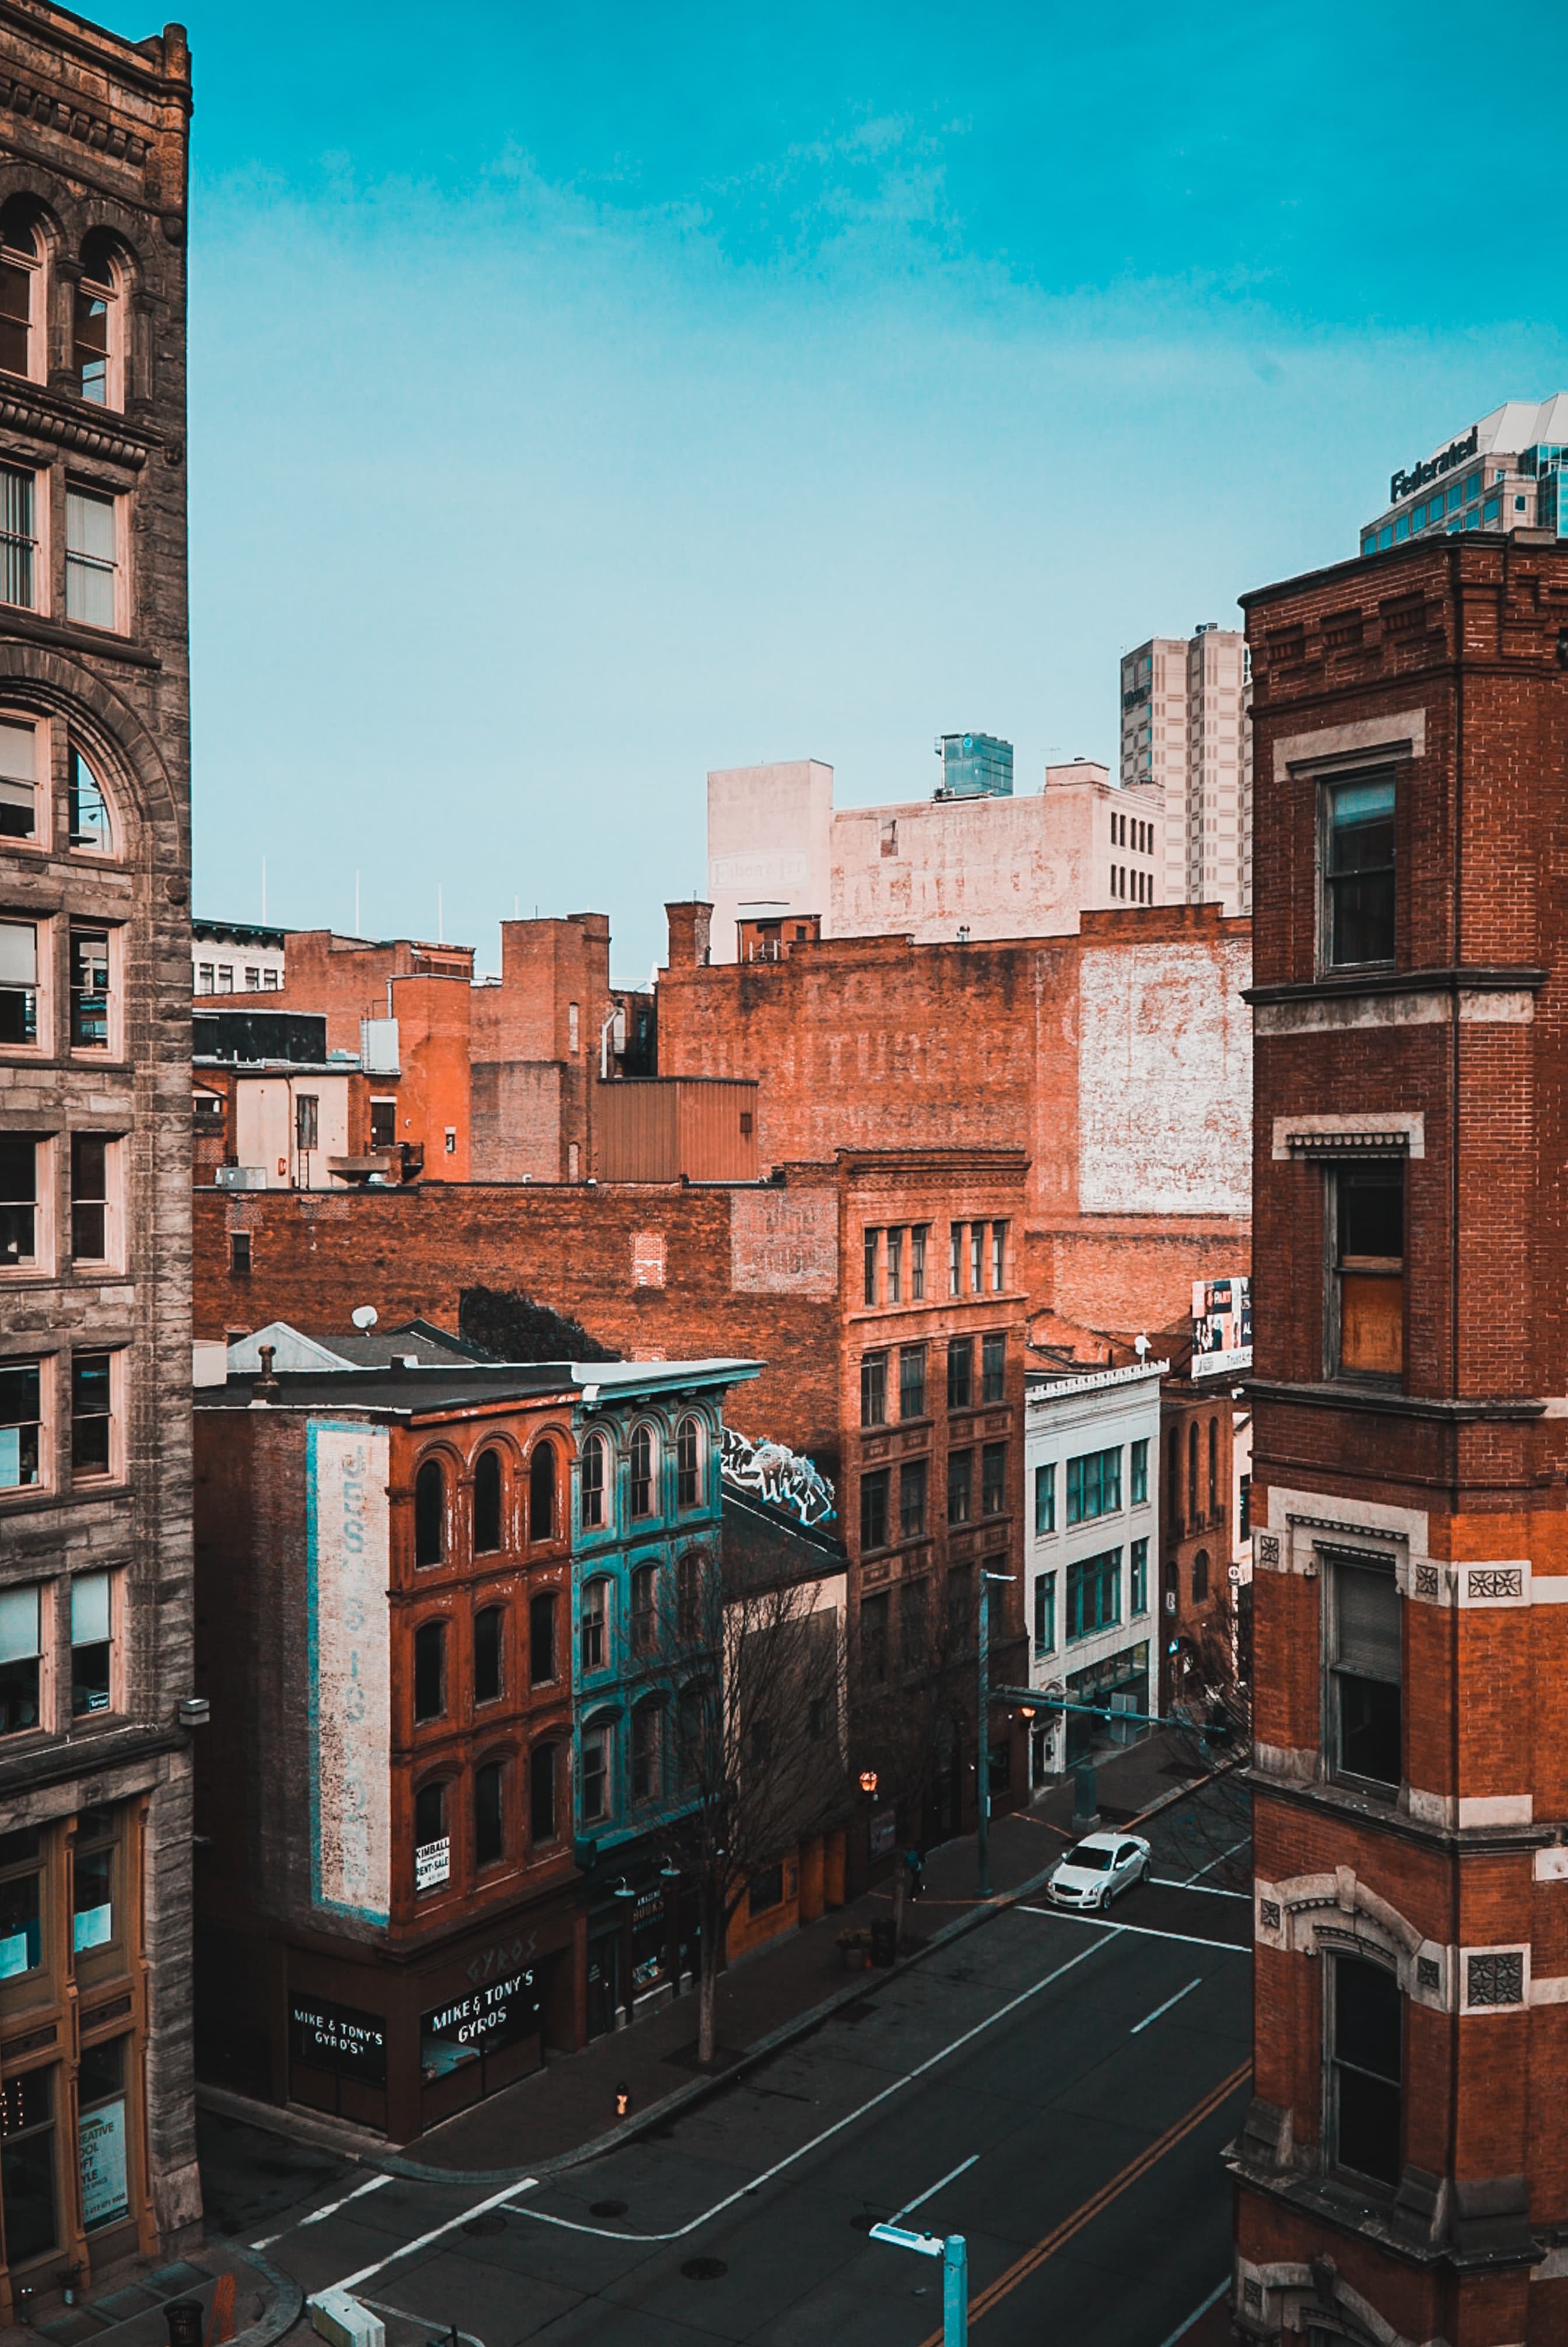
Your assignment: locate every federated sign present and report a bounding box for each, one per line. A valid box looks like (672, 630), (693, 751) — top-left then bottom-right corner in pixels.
(308, 1423), (391, 1924)
(1192, 1276), (1253, 1379)
(289, 1995), (388, 2085)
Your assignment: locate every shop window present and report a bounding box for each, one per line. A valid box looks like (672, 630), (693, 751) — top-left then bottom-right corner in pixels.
(71, 1349), (112, 1477)
(72, 1806), (117, 1955)
(580, 1431), (608, 1530)
(580, 1726), (611, 1824)
(1131, 1539), (1149, 1616)
(0, 1135), (38, 1268)
(1034, 1571), (1056, 1655)
(0, 919), (38, 1044)
(1323, 772), (1395, 969)
(1329, 1552), (1401, 1788)
(0, 713), (37, 835)
(65, 486), (119, 631)
(473, 1760), (504, 1869)
(0, 1827), (43, 1978)
(899, 1456), (927, 1539)
(676, 1551), (704, 1645)
(946, 1337), (973, 1411)
(528, 1590), (556, 1685)
(1067, 1445), (1121, 1525)
(860, 1592), (889, 1686)
(629, 1425), (654, 1518)
(1034, 1462), (1056, 1535)
(413, 1781), (448, 1893)
(748, 1863), (784, 1918)
(414, 1458), (444, 1565)
(1330, 1956), (1402, 2188)
(0, 1586), (40, 1732)
(981, 1441), (1007, 1516)
(860, 1467), (889, 1551)
(412, 1620), (446, 1723)
(631, 1701), (662, 1803)
(862, 1227), (879, 1306)
(899, 1344), (927, 1421)
(1067, 1547), (1122, 1642)
(71, 1133), (110, 1262)
(860, 1350), (887, 1428)
(529, 1743), (557, 1844)
(910, 1224), (928, 1301)
(71, 1571), (113, 1714)
(473, 1449), (503, 1554)
(0, 2064), (57, 2266)
(67, 745), (112, 854)
(473, 1605), (503, 1705)
(580, 1579), (609, 1673)
(886, 1227), (904, 1304)
(1130, 1438), (1149, 1507)
(947, 1449), (973, 1526)
(676, 1416), (701, 1510)
(529, 1440), (556, 1540)
(981, 1333), (1006, 1405)
(630, 1564), (658, 1656)
(69, 924), (110, 1049)
(1332, 1166), (1404, 1382)
(77, 2036), (130, 2234)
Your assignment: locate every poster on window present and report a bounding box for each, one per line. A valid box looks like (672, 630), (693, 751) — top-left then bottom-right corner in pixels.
(1191, 1276), (1253, 1378)
(307, 1423), (391, 1924)
(289, 1995), (388, 2085)
(420, 1970), (541, 2083)
(79, 2099), (129, 2231)
(414, 1838), (450, 1894)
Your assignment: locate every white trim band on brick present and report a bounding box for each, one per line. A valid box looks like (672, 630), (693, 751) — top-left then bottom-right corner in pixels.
(1272, 1111), (1425, 1161)
(1274, 710), (1426, 782)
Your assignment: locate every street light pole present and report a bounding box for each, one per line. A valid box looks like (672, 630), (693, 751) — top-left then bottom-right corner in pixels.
(977, 1570), (1015, 1900)
(869, 2225), (968, 2347)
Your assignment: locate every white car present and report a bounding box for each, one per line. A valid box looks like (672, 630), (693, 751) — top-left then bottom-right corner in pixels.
(1046, 1830), (1152, 1912)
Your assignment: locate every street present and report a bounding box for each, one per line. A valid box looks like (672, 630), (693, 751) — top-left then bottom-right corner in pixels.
(224, 1785), (1252, 2346)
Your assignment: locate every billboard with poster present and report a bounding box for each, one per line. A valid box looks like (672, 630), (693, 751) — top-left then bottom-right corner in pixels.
(1192, 1276), (1252, 1378)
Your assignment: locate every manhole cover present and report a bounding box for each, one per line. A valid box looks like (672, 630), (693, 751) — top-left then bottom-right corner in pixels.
(590, 2199), (629, 2218)
(680, 2257), (728, 2281)
(462, 2213), (506, 2237)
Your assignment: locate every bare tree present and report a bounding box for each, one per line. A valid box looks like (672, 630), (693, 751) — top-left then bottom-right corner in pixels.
(850, 1564), (977, 1950)
(667, 1540), (850, 2066)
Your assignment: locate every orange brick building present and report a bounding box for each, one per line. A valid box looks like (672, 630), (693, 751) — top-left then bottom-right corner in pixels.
(1232, 534), (1568, 2340)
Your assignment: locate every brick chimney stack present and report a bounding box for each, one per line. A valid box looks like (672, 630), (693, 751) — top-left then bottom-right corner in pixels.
(665, 901), (714, 969)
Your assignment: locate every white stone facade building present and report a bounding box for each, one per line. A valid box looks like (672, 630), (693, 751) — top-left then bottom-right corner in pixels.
(1119, 626), (1251, 917)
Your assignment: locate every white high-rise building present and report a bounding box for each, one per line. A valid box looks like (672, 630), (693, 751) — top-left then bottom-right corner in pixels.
(1118, 625), (1251, 917)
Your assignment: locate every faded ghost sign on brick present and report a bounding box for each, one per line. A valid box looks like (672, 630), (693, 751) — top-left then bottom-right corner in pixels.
(730, 1188), (838, 1297)
(308, 1421), (391, 1924)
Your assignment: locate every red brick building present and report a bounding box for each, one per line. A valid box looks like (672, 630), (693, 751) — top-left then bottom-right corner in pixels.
(1232, 533), (1568, 2341)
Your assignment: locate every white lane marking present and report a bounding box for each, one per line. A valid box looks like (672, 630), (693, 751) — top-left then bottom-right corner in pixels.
(1151, 2274), (1229, 2347)
(301, 2171), (395, 2226)
(1019, 1908), (1249, 1957)
(1183, 1835), (1250, 1886)
(501, 1938), (1115, 2246)
(1148, 1876), (1250, 1902)
(1129, 1977), (1202, 2037)
(893, 2152), (979, 2220)
(249, 2234), (282, 2250)
(331, 2179), (532, 2292)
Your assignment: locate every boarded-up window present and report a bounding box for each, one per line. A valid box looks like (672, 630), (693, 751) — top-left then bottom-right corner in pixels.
(632, 1229), (666, 1289)
(1334, 1168), (1404, 1380)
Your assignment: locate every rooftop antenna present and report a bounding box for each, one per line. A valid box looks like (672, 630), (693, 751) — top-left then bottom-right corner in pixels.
(351, 1305), (378, 1330)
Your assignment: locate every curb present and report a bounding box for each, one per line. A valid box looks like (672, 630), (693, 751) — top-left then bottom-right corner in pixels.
(226, 2251), (305, 2347)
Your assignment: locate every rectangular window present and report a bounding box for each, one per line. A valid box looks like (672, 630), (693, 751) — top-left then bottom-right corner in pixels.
(65, 487), (118, 630)
(0, 1587), (41, 1735)
(412, 1619), (446, 1721)
(1324, 772), (1395, 968)
(581, 1728), (609, 1824)
(863, 1228), (879, 1307)
(947, 1448), (973, 1526)
(0, 2062), (57, 2266)
(910, 1224), (928, 1301)
(73, 1805), (118, 1955)
(0, 1361), (42, 1490)
(580, 1581), (608, 1673)
(229, 1230), (251, 1277)
(991, 1221), (1007, 1290)
(197, 963), (214, 993)
(860, 1350), (887, 1428)
(1333, 1166), (1404, 1381)
(1066, 1445), (1122, 1525)
(369, 1097), (396, 1149)
(69, 925), (110, 1049)
(70, 1133), (108, 1262)
(949, 1222), (962, 1295)
(0, 919), (38, 1045)
(1331, 1957), (1402, 2188)
(860, 1468), (889, 1552)
(0, 1828), (43, 1983)
(0, 716), (36, 842)
(631, 1705), (661, 1803)
(860, 1591), (889, 1686)
(71, 1571), (113, 1715)
(946, 1337), (973, 1412)
(1130, 1537), (1148, 1615)
(74, 284), (110, 404)
(244, 966), (260, 991)
(1130, 1438), (1149, 1506)
(0, 465), (34, 612)
(1329, 1553), (1401, 1788)
(899, 1456), (927, 1539)
(1034, 1462), (1056, 1535)
(0, 1136), (37, 1269)
(886, 1227), (903, 1304)
(528, 1590), (556, 1685)
(970, 1224), (984, 1294)
(294, 1094), (319, 1152)
(1033, 1571), (1056, 1655)
(981, 1442), (1006, 1516)
(981, 1332), (1005, 1405)
(899, 1344), (927, 1421)
(0, 248), (33, 378)
(71, 1350), (111, 1478)
(1066, 1547), (1122, 1642)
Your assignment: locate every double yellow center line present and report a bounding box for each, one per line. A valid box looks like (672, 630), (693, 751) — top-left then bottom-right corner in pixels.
(914, 2058), (1251, 2345)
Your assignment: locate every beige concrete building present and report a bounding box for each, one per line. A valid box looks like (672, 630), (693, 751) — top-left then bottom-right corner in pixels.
(705, 757), (1164, 962)
(1119, 626), (1251, 917)
(0, 7), (199, 2302)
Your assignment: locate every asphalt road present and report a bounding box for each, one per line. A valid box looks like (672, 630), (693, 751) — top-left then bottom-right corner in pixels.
(237, 1789), (1253, 2347)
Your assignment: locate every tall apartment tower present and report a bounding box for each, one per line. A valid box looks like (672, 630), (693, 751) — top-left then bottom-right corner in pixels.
(1119, 625), (1252, 915)
(0, 9), (199, 2302)
(1232, 534), (1568, 2342)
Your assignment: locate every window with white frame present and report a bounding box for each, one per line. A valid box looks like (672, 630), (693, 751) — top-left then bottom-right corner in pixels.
(581, 1723), (611, 1823)
(65, 487), (119, 630)
(70, 1571), (113, 1715)
(0, 468), (36, 612)
(70, 1350), (113, 1479)
(0, 1585), (42, 1734)
(0, 214), (39, 380)
(1, 918), (44, 1047)
(69, 924), (110, 1050)
(68, 744), (113, 853)
(0, 1359), (43, 1490)
(0, 716), (37, 842)
(0, 1136), (43, 1271)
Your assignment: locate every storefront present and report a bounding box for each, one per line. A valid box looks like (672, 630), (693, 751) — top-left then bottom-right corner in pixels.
(1065, 1641), (1152, 1764)
(583, 1858), (690, 2039)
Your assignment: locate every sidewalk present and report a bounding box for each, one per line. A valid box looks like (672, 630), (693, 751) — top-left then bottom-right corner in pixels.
(200, 1729), (1232, 2189)
(18, 2246), (300, 2347)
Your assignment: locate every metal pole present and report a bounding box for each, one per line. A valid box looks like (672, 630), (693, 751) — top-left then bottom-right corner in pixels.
(976, 1572), (990, 1900)
(943, 2234), (968, 2346)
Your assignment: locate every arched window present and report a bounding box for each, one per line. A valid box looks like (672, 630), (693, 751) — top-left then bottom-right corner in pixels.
(1166, 1430), (1180, 1526)
(630, 1424), (655, 1518)
(676, 1551), (705, 1644)
(676, 1416), (702, 1510)
(580, 1578), (611, 1673)
(75, 230), (121, 408)
(1208, 1418), (1219, 1515)
(528, 1589), (556, 1686)
(1187, 1423), (1199, 1527)
(529, 1439), (556, 1542)
(529, 1742), (558, 1844)
(580, 1720), (612, 1825)
(473, 1604), (503, 1704)
(630, 1563), (658, 1655)
(68, 742), (113, 854)
(473, 1756), (505, 1869)
(580, 1431), (608, 1530)
(413, 1619), (446, 1722)
(473, 1448), (503, 1554)
(0, 207), (40, 381)
(414, 1458), (444, 1566)
(632, 1700), (663, 1803)
(413, 1779), (448, 1891)
(1192, 1549), (1211, 1603)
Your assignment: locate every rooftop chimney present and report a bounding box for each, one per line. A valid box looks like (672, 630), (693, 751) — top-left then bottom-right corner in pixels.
(665, 901), (714, 969)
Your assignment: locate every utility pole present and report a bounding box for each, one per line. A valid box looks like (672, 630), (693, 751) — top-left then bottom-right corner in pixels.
(869, 2226), (967, 2346)
(976, 1570), (1015, 1900)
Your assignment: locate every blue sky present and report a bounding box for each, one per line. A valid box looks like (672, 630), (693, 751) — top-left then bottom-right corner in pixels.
(104, 1), (1567, 973)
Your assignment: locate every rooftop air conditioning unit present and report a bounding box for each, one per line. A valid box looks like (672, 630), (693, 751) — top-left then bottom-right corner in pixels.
(215, 1164), (268, 1190)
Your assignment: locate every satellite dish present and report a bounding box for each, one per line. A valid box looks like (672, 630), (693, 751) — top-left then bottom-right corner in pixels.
(351, 1305), (378, 1330)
